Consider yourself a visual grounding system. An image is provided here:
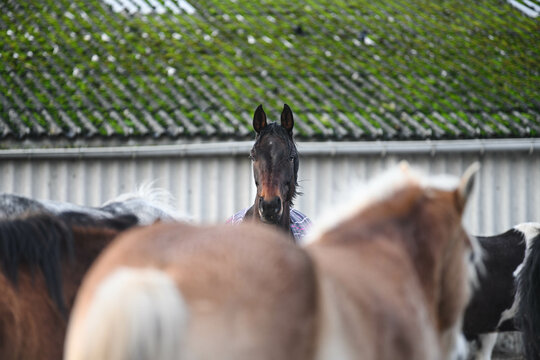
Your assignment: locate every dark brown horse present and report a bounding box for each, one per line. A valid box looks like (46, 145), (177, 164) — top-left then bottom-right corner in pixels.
(65, 163), (479, 360)
(0, 189), (184, 360)
(0, 211), (137, 360)
(239, 104), (309, 240)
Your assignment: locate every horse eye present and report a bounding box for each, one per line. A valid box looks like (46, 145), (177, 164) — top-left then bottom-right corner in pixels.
(289, 155), (295, 162)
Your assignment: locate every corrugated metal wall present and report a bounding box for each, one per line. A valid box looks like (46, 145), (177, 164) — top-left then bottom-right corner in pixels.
(1, 150), (539, 236)
(296, 152), (540, 236)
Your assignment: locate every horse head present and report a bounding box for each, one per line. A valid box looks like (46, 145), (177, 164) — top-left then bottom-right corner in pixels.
(417, 163), (480, 359)
(307, 162), (480, 359)
(250, 104), (298, 229)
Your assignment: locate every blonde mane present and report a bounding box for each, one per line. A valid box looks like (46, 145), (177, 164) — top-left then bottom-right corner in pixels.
(303, 162), (461, 245)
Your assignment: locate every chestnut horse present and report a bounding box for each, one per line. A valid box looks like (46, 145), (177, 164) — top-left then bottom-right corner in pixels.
(229, 104), (311, 241)
(65, 163), (479, 360)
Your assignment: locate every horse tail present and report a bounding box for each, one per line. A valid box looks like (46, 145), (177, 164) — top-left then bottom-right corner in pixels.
(65, 267), (189, 360)
(516, 232), (540, 359)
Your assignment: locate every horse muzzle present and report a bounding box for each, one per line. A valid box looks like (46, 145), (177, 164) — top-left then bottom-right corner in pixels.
(258, 196), (283, 224)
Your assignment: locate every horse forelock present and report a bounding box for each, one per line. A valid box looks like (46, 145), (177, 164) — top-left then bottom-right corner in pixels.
(254, 124), (298, 169)
(255, 121), (294, 141)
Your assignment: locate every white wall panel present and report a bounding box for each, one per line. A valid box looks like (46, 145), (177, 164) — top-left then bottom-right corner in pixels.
(0, 150), (538, 236)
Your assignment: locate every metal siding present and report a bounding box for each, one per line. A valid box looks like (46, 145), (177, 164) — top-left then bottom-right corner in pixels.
(297, 152), (535, 236)
(0, 152), (538, 236)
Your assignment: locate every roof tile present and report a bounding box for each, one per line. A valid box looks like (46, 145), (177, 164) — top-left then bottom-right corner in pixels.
(0, 0), (538, 143)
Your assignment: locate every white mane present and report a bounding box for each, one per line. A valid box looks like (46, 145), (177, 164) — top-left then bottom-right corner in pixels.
(303, 162), (460, 245)
(102, 182), (191, 225)
(103, 182), (174, 209)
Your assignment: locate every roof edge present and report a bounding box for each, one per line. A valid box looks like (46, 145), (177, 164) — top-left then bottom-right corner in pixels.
(298, 138), (540, 156)
(0, 138), (538, 159)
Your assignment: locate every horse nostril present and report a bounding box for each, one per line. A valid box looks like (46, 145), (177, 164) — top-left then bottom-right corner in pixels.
(272, 197), (281, 213)
(258, 196), (282, 220)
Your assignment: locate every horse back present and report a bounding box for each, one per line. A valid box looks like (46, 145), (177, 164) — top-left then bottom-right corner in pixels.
(72, 222), (319, 360)
(308, 239), (440, 360)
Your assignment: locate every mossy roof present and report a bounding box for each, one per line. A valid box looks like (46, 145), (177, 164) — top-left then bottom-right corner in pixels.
(0, 0), (539, 143)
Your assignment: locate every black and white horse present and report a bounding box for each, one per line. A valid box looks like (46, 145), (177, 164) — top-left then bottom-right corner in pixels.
(463, 222), (540, 360)
(516, 226), (540, 360)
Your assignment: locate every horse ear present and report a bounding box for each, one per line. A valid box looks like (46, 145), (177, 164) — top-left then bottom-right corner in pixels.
(456, 162), (480, 212)
(281, 104), (294, 134)
(253, 104), (267, 134)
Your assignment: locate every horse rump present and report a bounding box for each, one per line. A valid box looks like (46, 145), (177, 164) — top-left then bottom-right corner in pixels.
(64, 267), (188, 360)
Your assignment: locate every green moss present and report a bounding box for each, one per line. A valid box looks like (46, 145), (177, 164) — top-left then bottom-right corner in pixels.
(0, 0), (538, 140)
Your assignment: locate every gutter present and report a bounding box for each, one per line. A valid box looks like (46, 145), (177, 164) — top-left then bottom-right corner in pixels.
(0, 138), (538, 159)
(299, 138), (540, 156)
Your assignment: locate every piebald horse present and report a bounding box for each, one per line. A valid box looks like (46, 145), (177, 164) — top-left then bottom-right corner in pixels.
(65, 163), (479, 360)
(516, 225), (540, 360)
(463, 223), (540, 360)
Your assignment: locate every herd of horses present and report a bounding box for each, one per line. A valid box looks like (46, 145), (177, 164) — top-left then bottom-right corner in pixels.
(0, 104), (539, 360)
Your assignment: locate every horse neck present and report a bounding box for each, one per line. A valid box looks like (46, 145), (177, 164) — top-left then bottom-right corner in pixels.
(61, 227), (121, 307)
(315, 193), (443, 314)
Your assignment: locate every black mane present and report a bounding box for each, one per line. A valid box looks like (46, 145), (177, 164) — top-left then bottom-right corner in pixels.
(0, 211), (138, 313)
